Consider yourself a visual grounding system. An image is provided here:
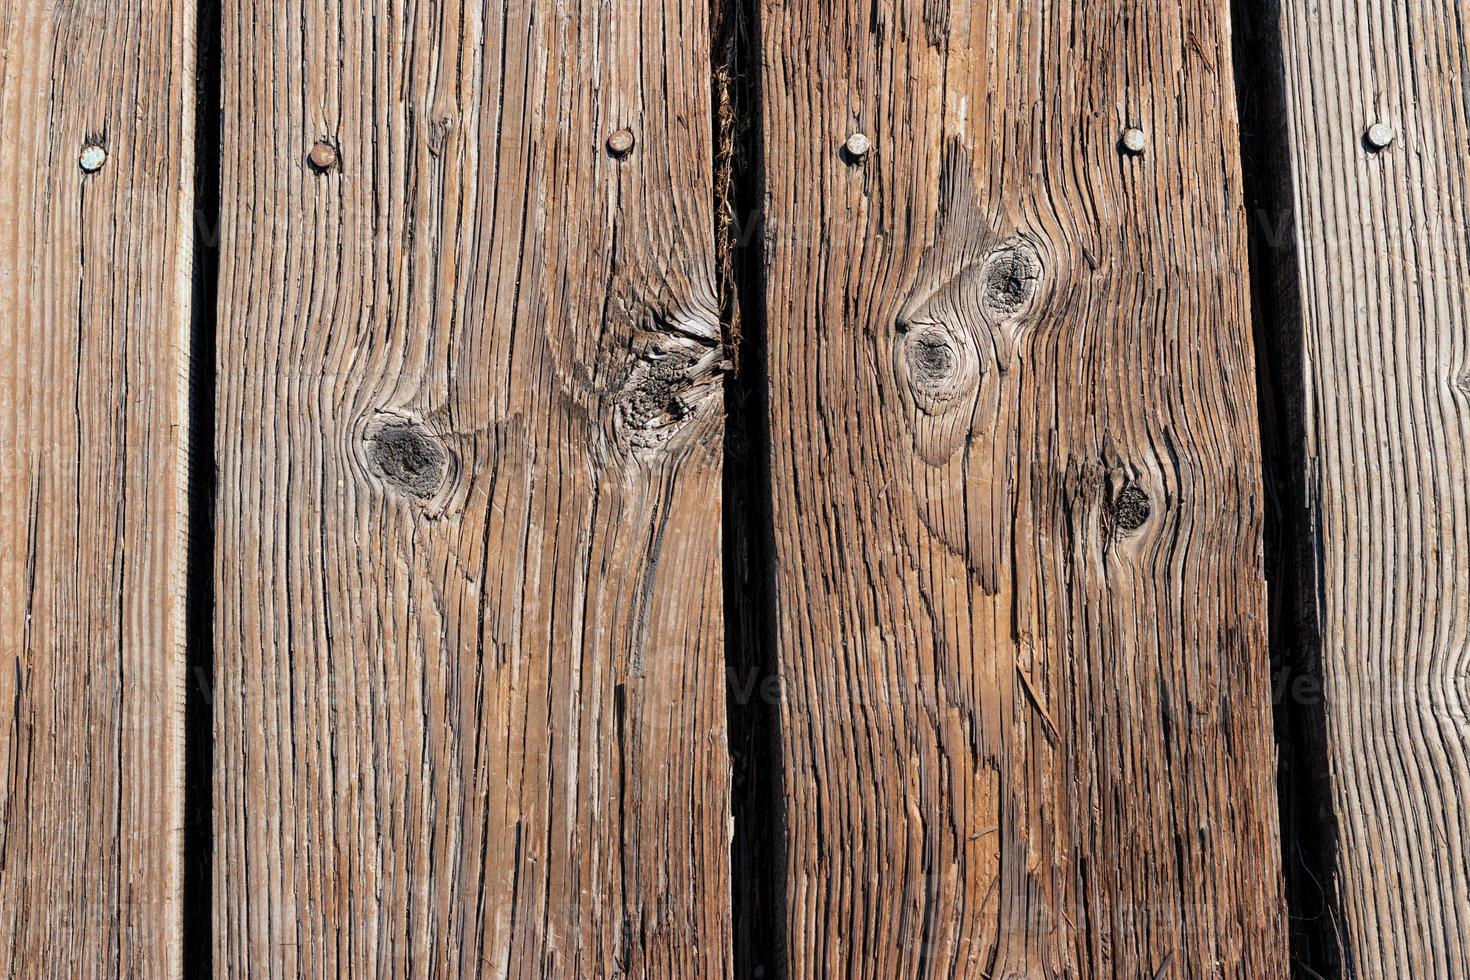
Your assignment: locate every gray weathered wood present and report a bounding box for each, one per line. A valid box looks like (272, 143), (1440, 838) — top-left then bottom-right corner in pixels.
(1267, 0), (1470, 973)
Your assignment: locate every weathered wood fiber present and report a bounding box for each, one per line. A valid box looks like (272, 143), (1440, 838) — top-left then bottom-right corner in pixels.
(756, 0), (1290, 975)
(213, 1), (732, 975)
(0, 1), (193, 976)
(1266, 0), (1470, 974)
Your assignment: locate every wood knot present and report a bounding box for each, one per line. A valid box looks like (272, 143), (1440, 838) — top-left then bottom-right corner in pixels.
(1108, 484), (1152, 535)
(363, 414), (451, 499)
(427, 113), (455, 157)
(896, 321), (980, 414)
(909, 333), (957, 381)
(618, 348), (698, 445)
(612, 312), (725, 455)
(979, 238), (1042, 318)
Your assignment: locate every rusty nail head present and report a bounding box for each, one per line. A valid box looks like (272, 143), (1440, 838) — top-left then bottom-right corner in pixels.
(79, 144), (107, 172)
(308, 141), (339, 171)
(607, 129), (635, 156)
(1121, 128), (1147, 154)
(1366, 122), (1395, 149)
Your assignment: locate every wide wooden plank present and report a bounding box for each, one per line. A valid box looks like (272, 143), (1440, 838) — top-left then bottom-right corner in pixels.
(213, 0), (732, 975)
(757, 0), (1289, 974)
(1261, 0), (1470, 973)
(0, 1), (192, 976)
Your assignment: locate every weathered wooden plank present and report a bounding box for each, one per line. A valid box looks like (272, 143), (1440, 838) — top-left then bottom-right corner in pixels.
(0, 1), (192, 976)
(1260, 0), (1470, 973)
(757, 0), (1289, 974)
(213, 0), (732, 975)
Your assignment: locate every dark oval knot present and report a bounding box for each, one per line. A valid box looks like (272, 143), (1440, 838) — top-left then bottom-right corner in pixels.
(980, 239), (1043, 318)
(909, 334), (957, 382)
(897, 321), (980, 415)
(363, 415), (450, 499)
(1110, 484), (1152, 534)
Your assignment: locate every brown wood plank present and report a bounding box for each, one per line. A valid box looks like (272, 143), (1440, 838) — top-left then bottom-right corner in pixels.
(1265, 0), (1470, 972)
(212, 0), (732, 975)
(756, 0), (1290, 974)
(0, 1), (192, 976)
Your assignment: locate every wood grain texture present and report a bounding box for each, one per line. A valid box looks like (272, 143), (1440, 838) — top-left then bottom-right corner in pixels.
(1268, 0), (1470, 974)
(213, 0), (731, 976)
(0, 1), (192, 977)
(756, 0), (1290, 975)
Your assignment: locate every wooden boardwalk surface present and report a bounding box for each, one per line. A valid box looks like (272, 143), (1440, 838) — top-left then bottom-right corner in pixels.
(0, 1), (193, 975)
(1247, 0), (1470, 974)
(758, 0), (1288, 974)
(212, 0), (731, 974)
(0, 0), (1466, 977)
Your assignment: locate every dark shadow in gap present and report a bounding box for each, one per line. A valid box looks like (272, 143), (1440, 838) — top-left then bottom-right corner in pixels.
(1231, 1), (1346, 976)
(184, 0), (223, 974)
(713, 0), (787, 975)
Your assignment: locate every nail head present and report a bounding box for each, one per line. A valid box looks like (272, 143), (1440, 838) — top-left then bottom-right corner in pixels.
(1121, 128), (1147, 154)
(607, 128), (635, 156)
(78, 144), (107, 173)
(844, 132), (872, 159)
(1366, 122), (1395, 149)
(308, 141), (339, 171)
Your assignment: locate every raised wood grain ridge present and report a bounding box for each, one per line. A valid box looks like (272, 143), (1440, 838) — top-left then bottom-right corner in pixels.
(212, 0), (732, 975)
(757, 0), (1291, 974)
(0, 0), (193, 976)
(1267, 0), (1470, 974)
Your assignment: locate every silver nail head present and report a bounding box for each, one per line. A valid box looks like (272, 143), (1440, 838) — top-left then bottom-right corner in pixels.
(79, 144), (107, 172)
(1121, 128), (1147, 154)
(844, 132), (872, 159)
(1366, 122), (1395, 149)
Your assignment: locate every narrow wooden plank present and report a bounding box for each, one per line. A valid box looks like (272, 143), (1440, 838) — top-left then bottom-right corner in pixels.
(757, 0), (1289, 975)
(1265, 0), (1470, 973)
(213, 1), (732, 975)
(0, 1), (192, 976)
